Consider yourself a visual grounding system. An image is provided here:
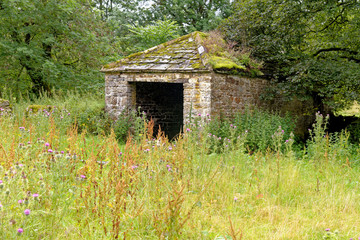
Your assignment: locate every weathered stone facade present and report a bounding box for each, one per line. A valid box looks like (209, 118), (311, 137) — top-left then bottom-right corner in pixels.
(102, 32), (272, 138)
(104, 71), (269, 137)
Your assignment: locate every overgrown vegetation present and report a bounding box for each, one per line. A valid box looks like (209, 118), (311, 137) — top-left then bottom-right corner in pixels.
(1, 94), (360, 239)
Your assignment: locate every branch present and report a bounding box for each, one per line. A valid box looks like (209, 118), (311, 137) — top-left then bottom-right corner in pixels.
(313, 48), (358, 57)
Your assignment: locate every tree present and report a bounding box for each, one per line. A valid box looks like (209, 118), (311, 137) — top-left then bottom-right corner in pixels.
(0, 0), (121, 97)
(143, 0), (233, 34)
(222, 0), (360, 111)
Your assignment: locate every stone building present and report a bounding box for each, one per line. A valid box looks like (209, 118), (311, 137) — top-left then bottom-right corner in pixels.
(101, 32), (271, 139)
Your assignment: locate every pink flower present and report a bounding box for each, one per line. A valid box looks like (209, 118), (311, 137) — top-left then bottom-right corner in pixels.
(45, 142), (50, 147)
(18, 199), (23, 204)
(17, 228), (23, 234)
(80, 175), (86, 179)
(48, 149), (53, 153)
(33, 193), (39, 198)
(24, 209), (30, 216)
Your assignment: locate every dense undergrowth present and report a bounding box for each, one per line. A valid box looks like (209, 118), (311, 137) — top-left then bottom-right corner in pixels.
(1, 93), (360, 239)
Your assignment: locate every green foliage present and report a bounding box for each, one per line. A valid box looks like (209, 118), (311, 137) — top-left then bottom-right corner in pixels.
(73, 105), (112, 135)
(202, 31), (263, 76)
(233, 108), (296, 152)
(127, 19), (180, 51)
(0, 0), (122, 97)
(201, 107), (296, 153)
(346, 119), (360, 144)
(113, 110), (147, 144)
(143, 0), (233, 34)
(222, 0), (360, 110)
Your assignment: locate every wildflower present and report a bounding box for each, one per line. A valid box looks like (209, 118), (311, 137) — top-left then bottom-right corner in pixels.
(48, 149), (53, 153)
(45, 142), (50, 147)
(325, 228), (330, 231)
(119, 152), (122, 156)
(24, 209), (30, 216)
(60, 151), (64, 154)
(186, 128), (191, 132)
(131, 165), (138, 170)
(168, 147), (172, 151)
(33, 193), (39, 198)
(17, 228), (23, 234)
(18, 199), (23, 204)
(80, 175), (86, 179)
(234, 197), (238, 202)
(19, 127), (25, 130)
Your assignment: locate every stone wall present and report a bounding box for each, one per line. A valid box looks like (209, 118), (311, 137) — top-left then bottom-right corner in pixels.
(211, 74), (269, 117)
(105, 72), (212, 136)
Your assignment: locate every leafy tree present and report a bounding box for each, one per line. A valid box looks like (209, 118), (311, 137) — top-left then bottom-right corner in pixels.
(127, 19), (180, 51)
(222, 0), (360, 111)
(0, 0), (121, 97)
(142, 0), (233, 33)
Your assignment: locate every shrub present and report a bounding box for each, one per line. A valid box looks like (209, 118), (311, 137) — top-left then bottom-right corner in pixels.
(74, 106), (112, 135)
(347, 119), (360, 143)
(202, 107), (297, 153)
(113, 109), (147, 144)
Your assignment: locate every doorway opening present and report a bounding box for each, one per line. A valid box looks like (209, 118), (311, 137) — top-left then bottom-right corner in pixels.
(135, 82), (183, 139)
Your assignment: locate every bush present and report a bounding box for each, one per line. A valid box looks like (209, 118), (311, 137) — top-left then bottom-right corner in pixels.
(74, 106), (112, 135)
(205, 107), (297, 152)
(347, 119), (360, 143)
(113, 110), (147, 144)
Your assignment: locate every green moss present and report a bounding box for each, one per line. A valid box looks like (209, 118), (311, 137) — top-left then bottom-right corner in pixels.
(209, 56), (246, 71)
(191, 63), (203, 69)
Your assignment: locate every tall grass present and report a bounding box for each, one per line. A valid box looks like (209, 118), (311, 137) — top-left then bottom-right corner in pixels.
(0, 94), (360, 239)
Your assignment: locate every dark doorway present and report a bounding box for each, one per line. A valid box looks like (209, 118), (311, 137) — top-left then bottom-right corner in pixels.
(135, 82), (183, 139)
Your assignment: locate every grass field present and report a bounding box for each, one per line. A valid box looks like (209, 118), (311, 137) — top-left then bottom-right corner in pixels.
(1, 96), (360, 239)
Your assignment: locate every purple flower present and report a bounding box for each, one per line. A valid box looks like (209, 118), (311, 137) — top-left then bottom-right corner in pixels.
(33, 193), (39, 198)
(48, 149), (53, 153)
(24, 209), (30, 215)
(325, 228), (330, 231)
(17, 228), (23, 234)
(45, 142), (50, 147)
(80, 175), (86, 179)
(186, 128), (190, 132)
(19, 127), (25, 130)
(60, 151), (64, 154)
(168, 147), (172, 151)
(234, 197), (238, 202)
(18, 199), (23, 204)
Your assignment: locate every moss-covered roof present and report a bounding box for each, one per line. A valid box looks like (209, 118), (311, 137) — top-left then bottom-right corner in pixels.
(102, 32), (211, 73)
(101, 31), (261, 76)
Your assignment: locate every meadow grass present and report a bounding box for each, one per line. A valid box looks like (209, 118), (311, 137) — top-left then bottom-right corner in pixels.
(1, 97), (360, 239)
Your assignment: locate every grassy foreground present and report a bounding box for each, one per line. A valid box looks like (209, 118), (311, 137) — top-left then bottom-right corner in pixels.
(0, 102), (360, 239)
